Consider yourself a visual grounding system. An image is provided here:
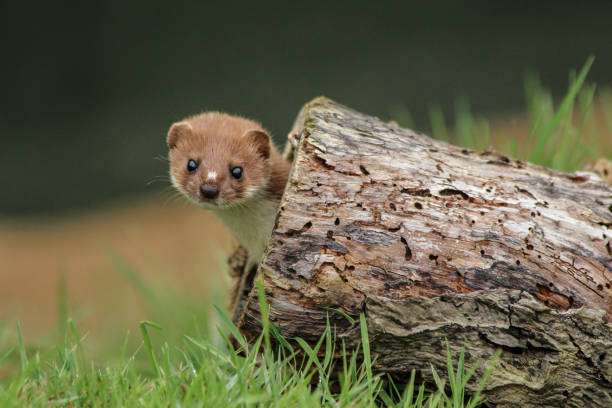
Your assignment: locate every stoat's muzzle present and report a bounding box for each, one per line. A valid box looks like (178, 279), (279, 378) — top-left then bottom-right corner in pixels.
(199, 183), (219, 200)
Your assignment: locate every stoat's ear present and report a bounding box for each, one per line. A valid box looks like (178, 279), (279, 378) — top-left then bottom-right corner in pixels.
(244, 129), (271, 159)
(167, 121), (192, 149)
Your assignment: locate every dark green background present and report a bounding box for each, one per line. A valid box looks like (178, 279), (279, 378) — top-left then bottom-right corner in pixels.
(1, 1), (611, 215)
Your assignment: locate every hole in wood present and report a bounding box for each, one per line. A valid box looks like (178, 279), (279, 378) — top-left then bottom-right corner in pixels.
(439, 188), (469, 200)
(405, 246), (412, 261)
(390, 203), (396, 211)
(326, 230), (334, 239)
(414, 202), (422, 209)
(401, 188), (431, 197)
(334, 217), (340, 225)
(285, 221), (313, 236)
(359, 164), (370, 175)
(400, 237), (412, 261)
(313, 155), (335, 170)
(429, 254), (438, 261)
(526, 244), (534, 250)
(569, 175), (588, 183)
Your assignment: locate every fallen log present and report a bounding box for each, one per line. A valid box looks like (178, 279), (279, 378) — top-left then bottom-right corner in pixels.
(231, 97), (612, 407)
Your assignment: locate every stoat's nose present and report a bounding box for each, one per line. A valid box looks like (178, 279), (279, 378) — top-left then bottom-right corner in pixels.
(200, 184), (219, 199)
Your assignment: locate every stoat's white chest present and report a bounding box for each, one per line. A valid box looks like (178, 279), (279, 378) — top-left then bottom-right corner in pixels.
(211, 198), (280, 264)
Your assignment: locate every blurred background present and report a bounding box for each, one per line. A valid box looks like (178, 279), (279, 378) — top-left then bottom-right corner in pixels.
(1, 1), (611, 358)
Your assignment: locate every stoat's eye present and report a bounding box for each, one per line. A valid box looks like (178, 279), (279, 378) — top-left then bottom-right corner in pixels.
(187, 159), (198, 173)
(231, 166), (243, 180)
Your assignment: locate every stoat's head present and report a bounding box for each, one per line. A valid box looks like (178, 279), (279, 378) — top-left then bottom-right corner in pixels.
(167, 112), (271, 209)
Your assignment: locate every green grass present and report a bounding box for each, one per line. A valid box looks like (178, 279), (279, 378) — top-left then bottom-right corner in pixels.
(0, 275), (500, 407)
(392, 56), (612, 171)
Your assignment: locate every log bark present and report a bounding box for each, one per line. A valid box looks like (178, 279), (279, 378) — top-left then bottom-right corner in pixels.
(231, 97), (612, 407)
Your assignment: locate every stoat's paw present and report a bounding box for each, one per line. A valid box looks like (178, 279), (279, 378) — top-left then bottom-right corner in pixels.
(228, 245), (249, 278)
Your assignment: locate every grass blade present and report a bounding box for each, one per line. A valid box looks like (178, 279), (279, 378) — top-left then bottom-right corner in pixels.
(402, 369), (416, 408)
(318, 306), (355, 325)
(256, 278), (271, 354)
(294, 337), (324, 374)
(468, 349), (501, 408)
(68, 319), (87, 374)
(529, 55), (595, 164)
(214, 305), (248, 352)
(57, 274), (68, 340)
(429, 103), (449, 142)
(359, 313), (373, 399)
(140, 320), (162, 378)
(16, 320), (27, 371)
(0, 347), (13, 368)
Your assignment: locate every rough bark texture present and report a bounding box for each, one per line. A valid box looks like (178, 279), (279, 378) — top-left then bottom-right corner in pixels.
(231, 97), (612, 407)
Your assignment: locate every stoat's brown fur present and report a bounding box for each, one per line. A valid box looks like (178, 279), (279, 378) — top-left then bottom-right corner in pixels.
(167, 112), (290, 265)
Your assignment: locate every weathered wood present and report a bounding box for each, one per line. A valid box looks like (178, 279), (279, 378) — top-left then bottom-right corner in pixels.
(231, 97), (612, 407)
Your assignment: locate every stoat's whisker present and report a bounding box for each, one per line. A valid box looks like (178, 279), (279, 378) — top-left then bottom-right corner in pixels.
(146, 174), (172, 186)
(153, 155), (169, 162)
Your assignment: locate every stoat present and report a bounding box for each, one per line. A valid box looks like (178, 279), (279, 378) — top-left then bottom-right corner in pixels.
(167, 112), (291, 267)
